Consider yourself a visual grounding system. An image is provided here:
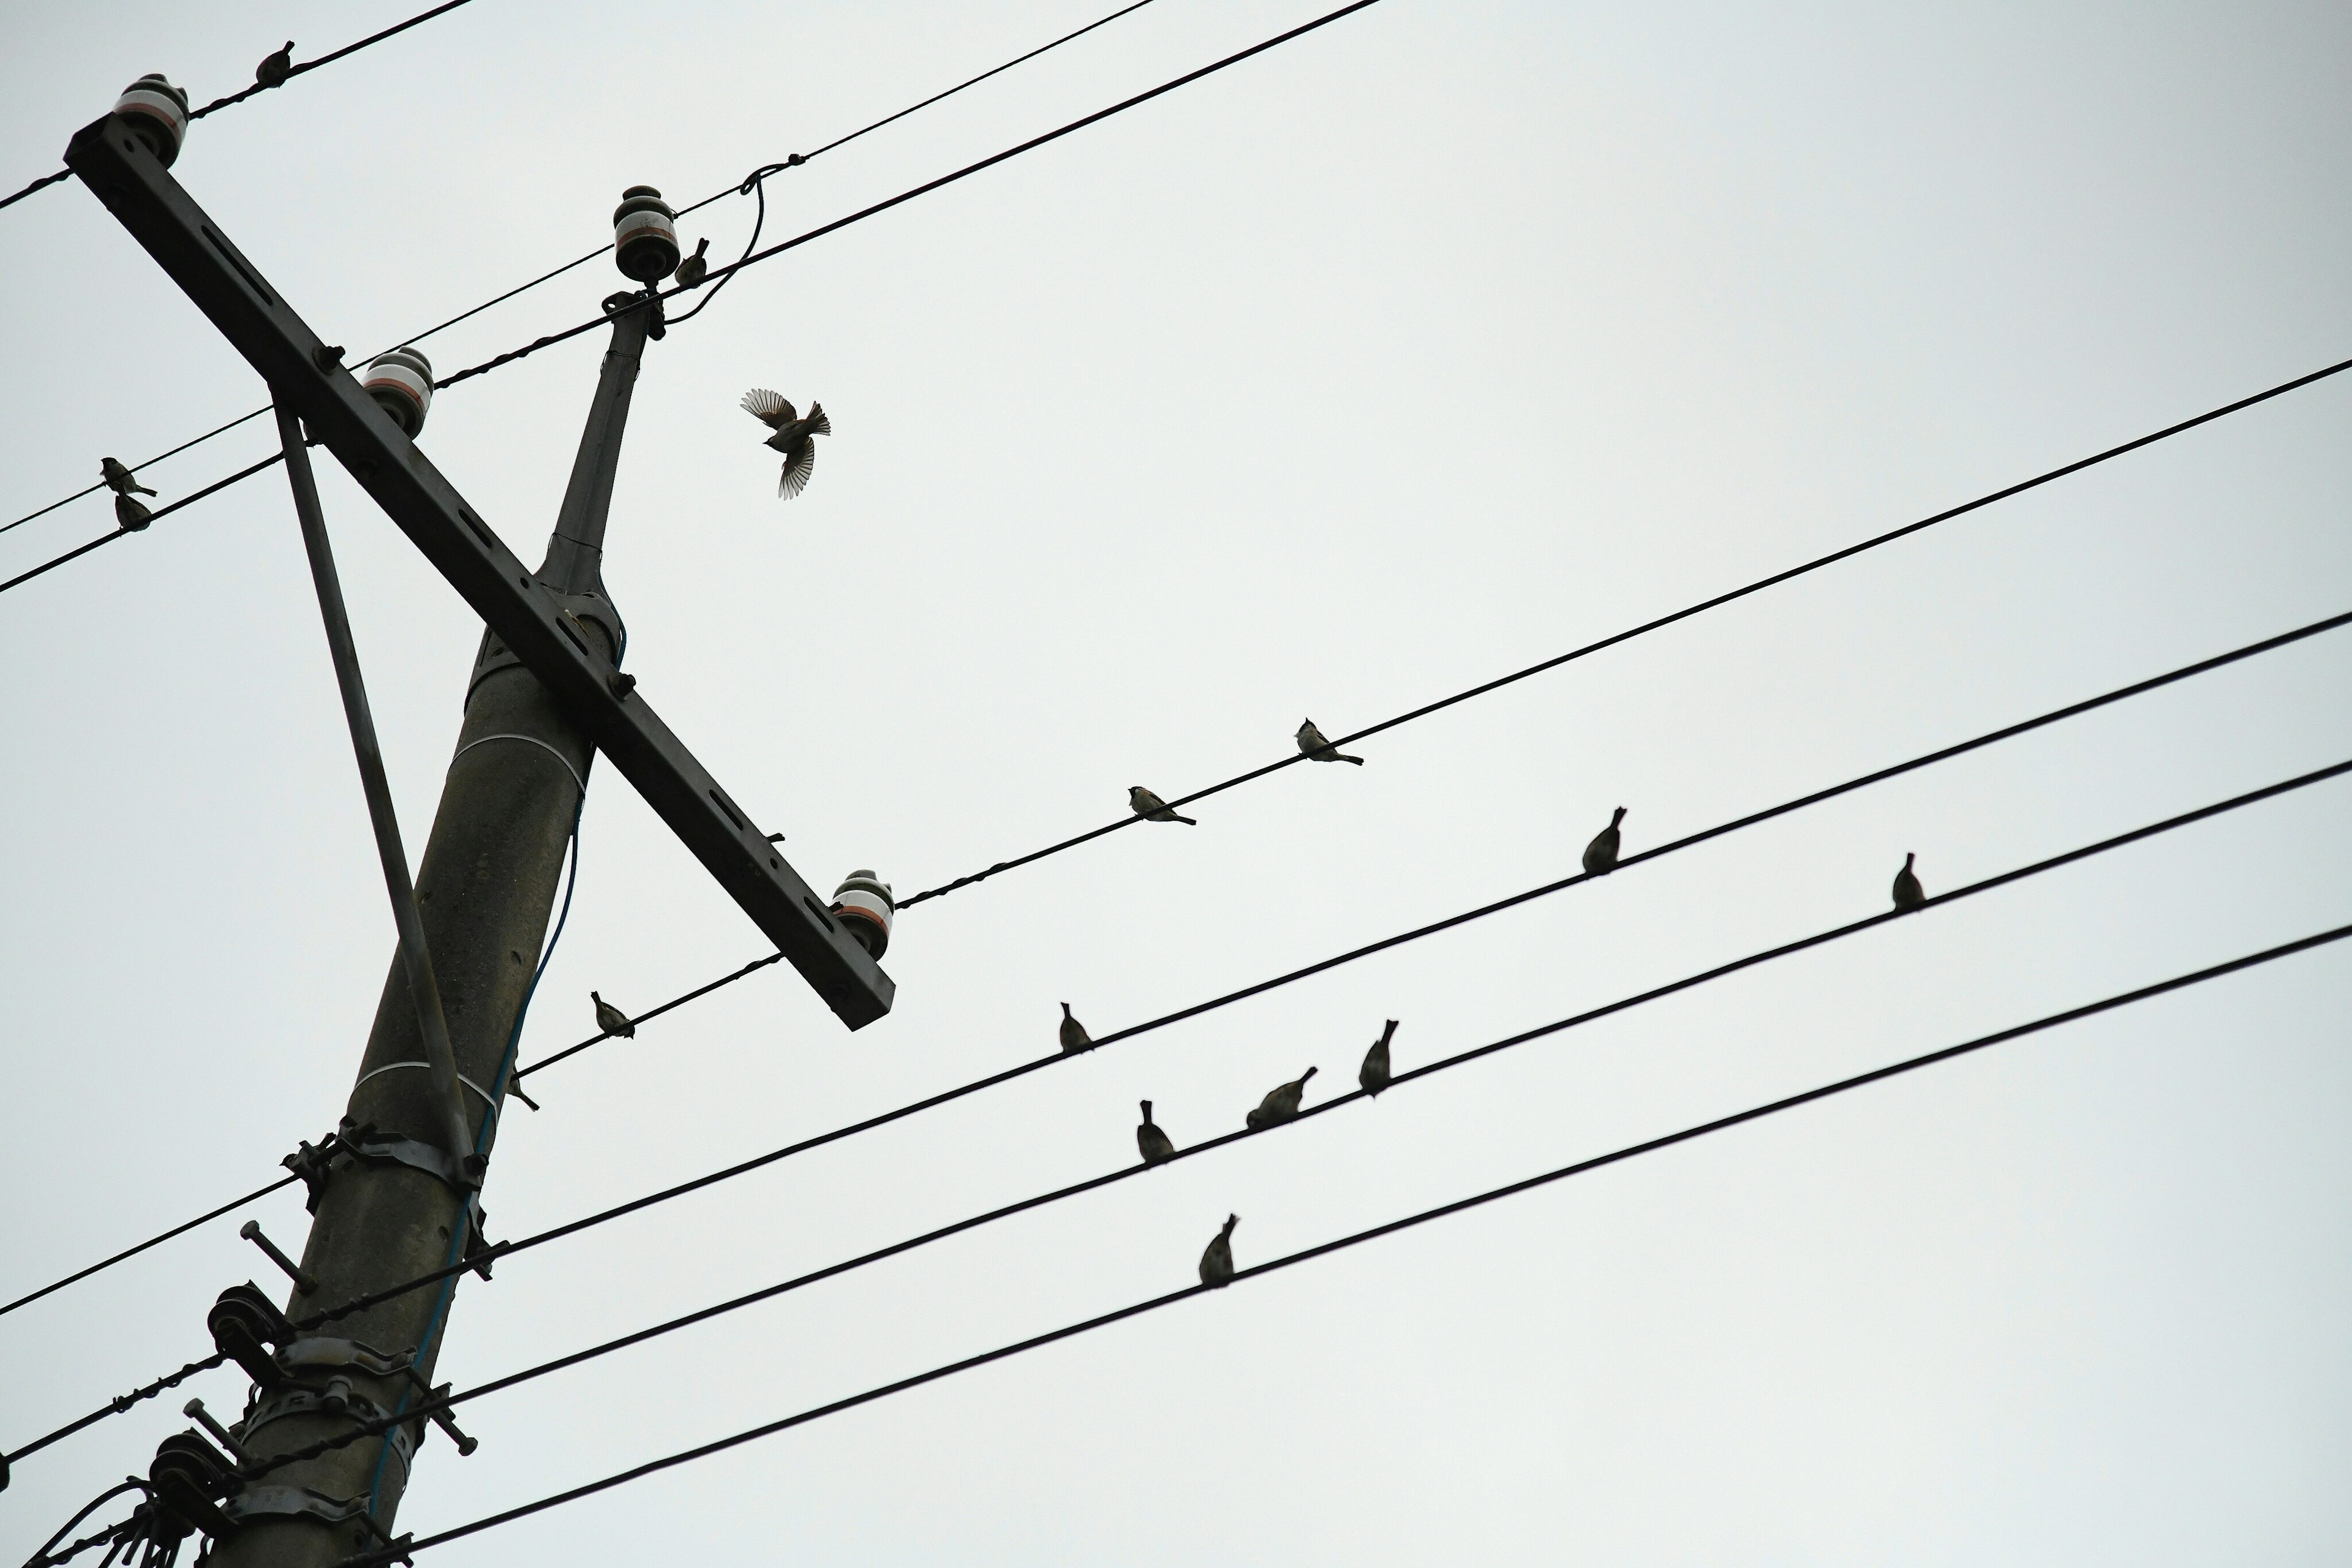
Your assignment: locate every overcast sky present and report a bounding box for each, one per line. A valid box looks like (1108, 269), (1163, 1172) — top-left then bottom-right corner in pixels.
(4, 1), (2350, 1562)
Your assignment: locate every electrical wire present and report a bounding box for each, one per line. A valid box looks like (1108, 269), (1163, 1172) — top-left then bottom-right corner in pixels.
(0, 453), (289, 598)
(224, 756), (2352, 1485)
(428, 0), (1394, 393)
(0, 1175), (298, 1321)
(2, 1354), (227, 1471)
(896, 354), (2352, 906)
(20, 1479), (149, 1568)
(325, 919), (2352, 1568)
(1, 0), (1161, 540)
(7, 601), (2342, 1385)
(249, 605), (2352, 1340)
(520, 603), (2352, 1084)
(0, 1), (479, 214)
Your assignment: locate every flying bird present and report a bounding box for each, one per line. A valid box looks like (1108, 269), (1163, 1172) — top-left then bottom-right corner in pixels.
(1582, 806), (1627, 876)
(1295, 718), (1363, 764)
(590, 990), (636, 1039)
(674, 237), (709, 288)
(114, 495), (152, 531)
(1129, 786), (1196, 826)
(741, 389), (831, 499)
(1246, 1066), (1318, 1131)
(100, 457), (154, 497)
(1059, 1002), (1093, 1055)
(1892, 852), (1926, 913)
(1137, 1101), (1175, 1167)
(1199, 1213), (1238, 1288)
(256, 42), (294, 88)
(1359, 1019), (1398, 1097)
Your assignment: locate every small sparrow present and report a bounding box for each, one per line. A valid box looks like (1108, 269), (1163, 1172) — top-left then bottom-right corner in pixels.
(1582, 806), (1627, 876)
(1136, 1100), (1175, 1167)
(1059, 1001), (1092, 1055)
(741, 389), (831, 499)
(1199, 1213), (1239, 1288)
(256, 42), (295, 88)
(1246, 1066), (1317, 1131)
(100, 457), (155, 497)
(674, 237), (709, 288)
(1295, 718), (1363, 764)
(591, 990), (636, 1039)
(1128, 786), (1196, 826)
(1891, 852), (1926, 913)
(1359, 1019), (1398, 1097)
(115, 494), (152, 531)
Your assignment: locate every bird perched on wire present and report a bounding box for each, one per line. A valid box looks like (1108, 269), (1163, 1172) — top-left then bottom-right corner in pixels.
(1059, 1002), (1093, 1055)
(1246, 1066), (1317, 1131)
(1582, 806), (1627, 876)
(1199, 1213), (1238, 1288)
(1359, 1020), (1398, 1097)
(1295, 718), (1363, 765)
(100, 456), (155, 497)
(255, 42), (294, 88)
(1137, 1101), (1175, 1167)
(674, 237), (709, 289)
(1129, 786), (1196, 826)
(590, 990), (635, 1039)
(1891, 852), (1926, 913)
(114, 495), (152, 532)
(741, 389), (831, 499)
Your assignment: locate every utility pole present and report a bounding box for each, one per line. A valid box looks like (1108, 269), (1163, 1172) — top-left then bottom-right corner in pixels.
(201, 306), (647, 1568)
(64, 97), (897, 1566)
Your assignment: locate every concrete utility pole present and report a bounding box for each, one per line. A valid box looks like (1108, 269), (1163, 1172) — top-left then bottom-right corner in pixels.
(66, 100), (895, 1566)
(199, 307), (650, 1568)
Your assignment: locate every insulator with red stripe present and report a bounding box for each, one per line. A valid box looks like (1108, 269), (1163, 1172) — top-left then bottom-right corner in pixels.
(113, 74), (191, 167)
(612, 186), (680, 284)
(363, 346), (434, 437)
(831, 871), (895, 960)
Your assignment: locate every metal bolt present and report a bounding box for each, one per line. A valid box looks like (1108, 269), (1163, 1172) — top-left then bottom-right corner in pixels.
(183, 1398), (250, 1463)
(239, 1219), (318, 1294)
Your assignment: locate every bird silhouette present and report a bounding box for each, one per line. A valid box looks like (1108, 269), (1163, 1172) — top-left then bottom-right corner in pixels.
(1059, 1002), (1092, 1055)
(1246, 1066), (1317, 1131)
(1129, 786), (1196, 826)
(114, 495), (152, 531)
(1582, 806), (1627, 876)
(674, 237), (709, 288)
(1892, 852), (1926, 913)
(590, 990), (635, 1039)
(100, 457), (154, 497)
(255, 42), (294, 88)
(1137, 1100), (1175, 1166)
(1295, 718), (1363, 764)
(1359, 1019), (1398, 1097)
(741, 389), (830, 499)
(1199, 1213), (1238, 1288)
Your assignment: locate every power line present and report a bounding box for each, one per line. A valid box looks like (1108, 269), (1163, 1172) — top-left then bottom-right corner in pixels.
(896, 353), (2352, 907)
(0, 1175), (298, 1321)
(521, 604), (2352, 1084)
(3, 1351), (227, 1470)
(216, 756), (2352, 1486)
(9, 604), (2341, 1349)
(0, 1), (479, 214)
(324, 919), (2352, 1568)
(1, 0), (1162, 541)
(0, 452), (287, 598)
(426, 0), (1393, 392)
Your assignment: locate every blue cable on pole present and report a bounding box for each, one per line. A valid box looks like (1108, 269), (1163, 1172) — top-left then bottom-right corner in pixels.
(365, 793), (583, 1520)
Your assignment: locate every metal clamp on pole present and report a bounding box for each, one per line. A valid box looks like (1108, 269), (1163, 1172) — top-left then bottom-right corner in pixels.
(276, 401), (480, 1185)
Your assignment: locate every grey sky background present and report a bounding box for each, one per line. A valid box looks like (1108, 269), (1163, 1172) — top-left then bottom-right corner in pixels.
(4, 1), (2349, 1562)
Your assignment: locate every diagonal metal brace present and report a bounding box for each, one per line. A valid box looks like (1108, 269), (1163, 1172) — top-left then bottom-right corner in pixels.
(64, 114), (893, 1029)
